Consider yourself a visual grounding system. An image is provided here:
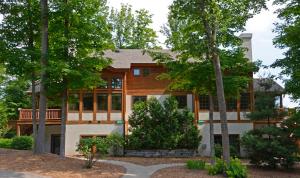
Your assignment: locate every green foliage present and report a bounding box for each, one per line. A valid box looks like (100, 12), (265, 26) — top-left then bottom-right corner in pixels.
(272, 0), (300, 101)
(214, 144), (240, 158)
(107, 133), (125, 156)
(11, 136), (33, 150)
(241, 125), (299, 169)
(207, 157), (247, 178)
(226, 158), (247, 178)
(110, 4), (158, 49)
(0, 138), (13, 149)
(3, 129), (16, 139)
(127, 97), (201, 150)
(186, 160), (206, 170)
(207, 158), (227, 175)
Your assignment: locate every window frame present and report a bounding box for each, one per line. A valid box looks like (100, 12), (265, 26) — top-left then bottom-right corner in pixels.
(111, 93), (122, 112)
(96, 93), (108, 112)
(111, 77), (123, 89)
(199, 95), (210, 111)
(68, 93), (80, 112)
(82, 92), (94, 112)
(240, 93), (250, 111)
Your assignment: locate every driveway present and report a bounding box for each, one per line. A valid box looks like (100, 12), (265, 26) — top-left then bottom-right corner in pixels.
(0, 170), (48, 178)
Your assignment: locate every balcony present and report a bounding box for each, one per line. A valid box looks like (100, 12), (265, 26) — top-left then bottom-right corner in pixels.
(18, 109), (61, 123)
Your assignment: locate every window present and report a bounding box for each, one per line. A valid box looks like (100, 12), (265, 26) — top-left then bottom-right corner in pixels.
(175, 95), (187, 109)
(132, 96), (147, 108)
(83, 93), (93, 111)
(111, 93), (122, 111)
(143, 68), (150, 76)
(240, 93), (250, 110)
(97, 94), (108, 111)
(133, 68), (140, 76)
(199, 95), (209, 110)
(111, 77), (122, 89)
(68, 93), (79, 111)
(227, 98), (237, 111)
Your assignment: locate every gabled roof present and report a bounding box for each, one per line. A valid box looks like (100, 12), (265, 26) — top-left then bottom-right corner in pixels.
(104, 49), (176, 69)
(253, 78), (284, 93)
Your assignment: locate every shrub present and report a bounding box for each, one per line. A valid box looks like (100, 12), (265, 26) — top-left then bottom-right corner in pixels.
(241, 125), (299, 169)
(226, 158), (247, 178)
(11, 136), (32, 150)
(207, 158), (226, 175)
(126, 97), (201, 150)
(107, 133), (125, 156)
(0, 138), (12, 148)
(3, 129), (16, 139)
(186, 160), (206, 170)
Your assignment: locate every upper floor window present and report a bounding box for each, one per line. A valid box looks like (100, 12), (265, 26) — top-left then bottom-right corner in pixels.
(199, 95), (209, 110)
(240, 93), (250, 110)
(83, 93), (93, 111)
(133, 68), (140, 76)
(227, 98), (237, 111)
(111, 77), (122, 89)
(132, 96), (147, 108)
(111, 93), (122, 111)
(174, 95), (187, 109)
(97, 93), (108, 111)
(143, 68), (150, 76)
(68, 93), (79, 111)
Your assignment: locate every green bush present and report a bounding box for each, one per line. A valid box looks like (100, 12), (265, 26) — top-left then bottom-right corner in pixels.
(126, 97), (201, 149)
(3, 129), (16, 138)
(11, 136), (32, 150)
(186, 160), (206, 170)
(241, 125), (299, 169)
(226, 158), (247, 178)
(207, 158), (247, 178)
(207, 158), (226, 175)
(107, 133), (125, 156)
(0, 138), (12, 148)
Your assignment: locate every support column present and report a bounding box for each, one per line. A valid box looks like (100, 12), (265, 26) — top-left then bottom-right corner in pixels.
(16, 124), (20, 136)
(79, 90), (83, 122)
(93, 89), (96, 122)
(237, 96), (241, 121)
(280, 95), (283, 108)
(194, 94), (199, 125)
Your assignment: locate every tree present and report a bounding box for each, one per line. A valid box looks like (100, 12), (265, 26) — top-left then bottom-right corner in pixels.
(0, 0), (40, 152)
(36, 0), (49, 154)
(47, 0), (112, 157)
(110, 4), (158, 49)
(166, 0), (267, 164)
(272, 0), (300, 102)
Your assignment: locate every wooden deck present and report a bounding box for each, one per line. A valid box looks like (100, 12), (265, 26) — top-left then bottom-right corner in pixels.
(18, 109), (61, 125)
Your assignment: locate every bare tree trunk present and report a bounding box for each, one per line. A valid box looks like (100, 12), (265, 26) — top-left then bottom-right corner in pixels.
(36, 0), (48, 154)
(27, 0), (38, 153)
(208, 93), (215, 165)
(60, 87), (67, 158)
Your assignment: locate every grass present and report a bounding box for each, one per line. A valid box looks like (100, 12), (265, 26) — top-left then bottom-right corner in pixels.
(186, 160), (206, 170)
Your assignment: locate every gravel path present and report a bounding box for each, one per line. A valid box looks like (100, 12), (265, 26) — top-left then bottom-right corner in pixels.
(98, 160), (185, 178)
(0, 170), (49, 178)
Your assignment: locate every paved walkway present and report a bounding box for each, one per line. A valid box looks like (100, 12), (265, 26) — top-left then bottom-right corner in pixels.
(98, 160), (185, 178)
(0, 170), (48, 178)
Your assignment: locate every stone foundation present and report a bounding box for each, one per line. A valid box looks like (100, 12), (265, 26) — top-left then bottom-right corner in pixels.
(124, 149), (197, 157)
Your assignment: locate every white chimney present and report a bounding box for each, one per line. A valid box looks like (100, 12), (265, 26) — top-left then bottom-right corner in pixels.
(239, 33), (253, 61)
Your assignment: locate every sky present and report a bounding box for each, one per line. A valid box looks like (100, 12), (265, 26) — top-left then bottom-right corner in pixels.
(0, 1), (298, 107)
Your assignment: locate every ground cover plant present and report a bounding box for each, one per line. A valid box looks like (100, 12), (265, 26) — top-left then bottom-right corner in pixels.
(186, 160), (206, 170)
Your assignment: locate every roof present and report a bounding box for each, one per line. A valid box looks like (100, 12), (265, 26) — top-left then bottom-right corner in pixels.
(104, 49), (176, 69)
(253, 78), (284, 93)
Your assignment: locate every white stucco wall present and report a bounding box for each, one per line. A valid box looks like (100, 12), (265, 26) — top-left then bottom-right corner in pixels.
(96, 113), (107, 121)
(125, 95), (132, 121)
(82, 113), (93, 121)
(65, 124), (123, 155)
(111, 112), (122, 121)
(240, 111), (251, 120)
(67, 112), (79, 121)
(44, 125), (61, 153)
(198, 123), (253, 157)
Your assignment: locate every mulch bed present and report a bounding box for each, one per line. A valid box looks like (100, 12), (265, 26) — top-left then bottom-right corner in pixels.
(0, 148), (125, 178)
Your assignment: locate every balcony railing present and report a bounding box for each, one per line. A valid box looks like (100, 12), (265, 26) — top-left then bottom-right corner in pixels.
(19, 109), (61, 120)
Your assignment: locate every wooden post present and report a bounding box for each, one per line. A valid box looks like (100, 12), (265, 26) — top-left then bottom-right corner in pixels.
(93, 89), (96, 122)
(79, 90), (83, 122)
(16, 124), (20, 137)
(237, 96), (241, 121)
(194, 94), (199, 125)
(280, 95), (283, 108)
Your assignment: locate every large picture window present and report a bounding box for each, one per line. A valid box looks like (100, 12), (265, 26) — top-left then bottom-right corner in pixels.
(199, 95), (209, 110)
(111, 93), (122, 111)
(83, 93), (93, 111)
(240, 93), (250, 110)
(174, 95), (187, 109)
(68, 93), (79, 111)
(97, 94), (108, 111)
(132, 96), (147, 108)
(111, 77), (122, 89)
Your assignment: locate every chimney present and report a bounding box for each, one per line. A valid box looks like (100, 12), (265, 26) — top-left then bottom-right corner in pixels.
(239, 33), (253, 61)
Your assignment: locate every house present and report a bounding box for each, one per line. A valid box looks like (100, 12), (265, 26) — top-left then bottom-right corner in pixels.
(16, 33), (284, 156)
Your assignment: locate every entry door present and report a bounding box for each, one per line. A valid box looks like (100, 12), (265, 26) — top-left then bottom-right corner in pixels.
(51, 134), (60, 155)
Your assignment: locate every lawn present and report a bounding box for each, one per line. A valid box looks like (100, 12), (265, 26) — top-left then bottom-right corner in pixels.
(0, 148), (125, 178)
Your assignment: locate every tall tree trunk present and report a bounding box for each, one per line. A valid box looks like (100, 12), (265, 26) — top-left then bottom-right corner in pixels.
(36, 0), (48, 154)
(27, 0), (37, 153)
(60, 87), (67, 157)
(208, 93), (215, 165)
(59, 0), (69, 158)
